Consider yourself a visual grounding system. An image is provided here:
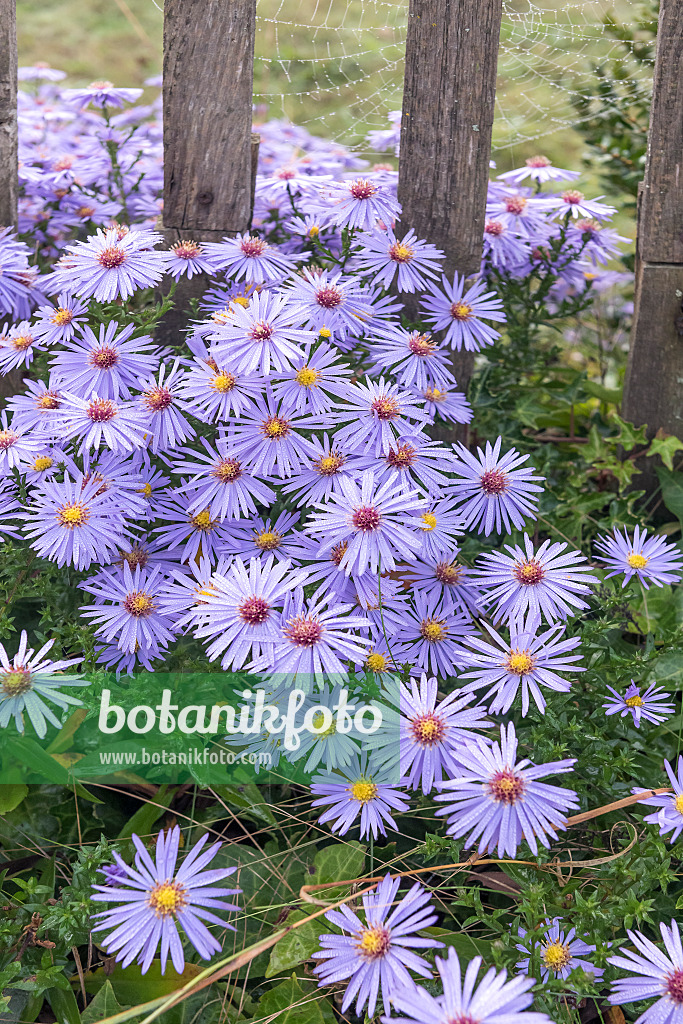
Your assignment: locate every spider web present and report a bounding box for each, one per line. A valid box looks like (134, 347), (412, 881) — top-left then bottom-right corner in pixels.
(253, 0), (654, 156)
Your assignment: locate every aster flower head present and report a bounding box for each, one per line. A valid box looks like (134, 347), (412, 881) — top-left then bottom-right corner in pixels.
(351, 225), (444, 292)
(408, 502), (467, 559)
(420, 384), (473, 425)
(152, 494), (234, 564)
(0, 631), (87, 739)
(381, 946), (553, 1024)
(91, 826), (240, 975)
(286, 268), (376, 343)
(178, 356), (262, 422)
(517, 918), (603, 982)
(421, 273), (506, 352)
(222, 390), (321, 478)
(313, 873), (441, 1019)
(32, 293), (89, 346)
(476, 534), (598, 624)
(395, 590), (474, 678)
(208, 289), (316, 375)
(369, 326), (455, 391)
(0, 410), (42, 475)
(317, 176), (401, 231)
(603, 679), (674, 728)
(307, 469), (425, 576)
(49, 227), (168, 302)
(280, 433), (359, 504)
(5, 378), (65, 437)
(549, 190), (616, 221)
(595, 526), (683, 591)
(636, 758), (683, 844)
(62, 81), (143, 109)
(311, 752), (409, 839)
(359, 435), (458, 497)
(169, 434), (275, 523)
(80, 564), (177, 654)
(166, 239), (223, 280)
(23, 473), (128, 569)
(335, 377), (428, 457)
(50, 321), (160, 400)
(482, 218), (530, 271)
(457, 614), (584, 716)
(59, 391), (150, 454)
(0, 321), (41, 371)
(608, 919), (683, 1024)
(404, 554), (483, 617)
(271, 341), (351, 415)
(499, 155), (581, 185)
(223, 510), (301, 563)
(136, 361), (196, 453)
(205, 232), (302, 285)
(450, 437), (544, 536)
(434, 722), (578, 857)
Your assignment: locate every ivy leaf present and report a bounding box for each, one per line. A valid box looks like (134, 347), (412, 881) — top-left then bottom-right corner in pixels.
(656, 467), (683, 526)
(253, 976), (335, 1023)
(648, 433), (683, 471)
(266, 911), (327, 977)
(613, 415), (648, 451)
(308, 841), (365, 900)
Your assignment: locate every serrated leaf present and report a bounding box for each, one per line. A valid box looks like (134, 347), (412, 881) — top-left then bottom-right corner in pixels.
(613, 415), (648, 450)
(648, 434), (683, 471)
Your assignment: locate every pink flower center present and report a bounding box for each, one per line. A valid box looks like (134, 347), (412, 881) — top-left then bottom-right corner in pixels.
(352, 505), (381, 531)
(385, 443), (416, 469)
(504, 195), (527, 214)
(349, 178), (377, 200)
(371, 396), (400, 420)
(97, 246), (127, 269)
(90, 346), (119, 369)
(315, 285), (343, 309)
(526, 155), (551, 168)
(283, 616), (324, 647)
(87, 399), (117, 422)
(407, 332), (435, 357)
(276, 168), (296, 180)
(240, 236), (267, 257)
(331, 541), (349, 566)
(667, 970), (683, 1003)
(480, 469), (508, 494)
(249, 320), (274, 341)
(239, 596), (271, 625)
(435, 561), (463, 585)
(172, 240), (202, 259)
(485, 219), (504, 236)
(144, 386), (173, 411)
(514, 559), (545, 586)
(0, 430), (17, 450)
(562, 190), (584, 204)
(488, 768), (525, 804)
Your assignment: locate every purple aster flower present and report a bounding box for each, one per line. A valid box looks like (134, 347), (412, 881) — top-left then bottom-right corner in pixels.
(311, 754), (409, 839)
(0, 321), (41, 371)
(286, 268), (375, 343)
(0, 481), (22, 539)
(178, 357), (262, 422)
(594, 526), (683, 591)
(369, 327), (455, 390)
(136, 362), (196, 453)
(485, 190), (555, 239)
(404, 554), (483, 617)
(394, 591), (472, 677)
(407, 502), (466, 559)
(222, 510), (301, 563)
(22, 473), (128, 570)
(421, 273), (506, 352)
(315, 176), (401, 231)
(222, 391), (320, 477)
(208, 289), (315, 375)
(608, 920), (683, 1023)
(434, 722), (578, 857)
(80, 564), (177, 654)
(313, 874), (440, 1019)
(568, 219), (628, 266)
(95, 636), (167, 677)
(152, 496), (235, 564)
(516, 917), (603, 982)
(18, 63), (67, 82)
(24, 446), (67, 487)
(205, 232), (302, 285)
(49, 322), (159, 400)
(173, 437), (276, 521)
(498, 155), (581, 185)
(157, 555), (227, 629)
(91, 825), (240, 974)
(0, 411), (42, 475)
(62, 80), (143, 108)
(603, 680), (674, 728)
(271, 342), (350, 415)
(165, 239), (223, 280)
(32, 293), (89, 345)
(394, 673), (491, 793)
(334, 377), (428, 457)
(249, 584), (371, 683)
(306, 469), (425, 576)
(420, 384), (473, 425)
(5, 379), (64, 437)
(635, 758), (683, 843)
(351, 225), (444, 292)
(381, 946), (552, 1024)
(457, 615), (584, 716)
(548, 189), (616, 221)
(0, 631), (86, 739)
(476, 534), (598, 624)
(482, 218), (530, 271)
(59, 392), (150, 454)
(191, 556), (309, 670)
(357, 435), (457, 497)
(49, 227), (168, 302)
(0, 228), (43, 320)
(450, 438), (544, 536)
(280, 434), (360, 503)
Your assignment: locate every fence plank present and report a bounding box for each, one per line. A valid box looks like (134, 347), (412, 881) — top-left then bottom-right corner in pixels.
(0, 0), (17, 228)
(163, 0), (256, 234)
(397, 0), (502, 418)
(622, 0), (683, 442)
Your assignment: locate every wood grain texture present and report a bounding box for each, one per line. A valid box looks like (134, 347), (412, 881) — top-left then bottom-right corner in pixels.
(163, 0), (256, 233)
(638, 0), (683, 264)
(622, 261), (683, 437)
(0, 0), (17, 227)
(397, 0), (503, 424)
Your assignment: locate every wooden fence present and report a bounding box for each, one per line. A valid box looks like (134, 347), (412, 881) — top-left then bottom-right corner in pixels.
(0, 0), (681, 443)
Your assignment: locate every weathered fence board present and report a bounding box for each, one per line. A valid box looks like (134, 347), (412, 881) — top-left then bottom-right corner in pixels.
(397, 0), (503, 411)
(622, 0), (683, 441)
(0, 0), (17, 228)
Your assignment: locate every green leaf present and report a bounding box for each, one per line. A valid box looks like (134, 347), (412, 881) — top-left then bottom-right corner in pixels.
(656, 467), (683, 526)
(4, 738), (69, 784)
(252, 977), (334, 1024)
(583, 379), (622, 405)
(83, 960), (204, 1006)
(211, 783), (277, 825)
(265, 911), (325, 977)
(47, 985), (82, 1024)
(81, 982), (123, 1024)
(613, 415), (648, 450)
(425, 927), (494, 963)
(45, 708), (88, 755)
(308, 841), (365, 899)
(116, 785), (174, 841)
(0, 784), (28, 813)
(648, 434), (683, 471)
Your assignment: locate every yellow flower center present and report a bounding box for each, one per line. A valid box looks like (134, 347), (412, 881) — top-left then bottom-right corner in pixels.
(57, 503), (89, 528)
(141, 482), (153, 498)
(349, 780), (377, 803)
(191, 509), (214, 530)
(319, 327), (331, 338)
(506, 651), (534, 676)
(211, 372), (236, 393)
(675, 795), (683, 814)
(295, 366), (320, 388)
(450, 302), (473, 321)
(232, 295), (250, 308)
(357, 925), (390, 959)
(255, 529), (281, 551)
(365, 652), (388, 673)
(420, 618), (446, 642)
(627, 553), (649, 570)
(312, 710), (337, 737)
(388, 241), (414, 263)
(1, 668), (32, 696)
(421, 512), (437, 531)
(542, 941), (572, 972)
(33, 456), (54, 472)
(148, 881), (188, 917)
(625, 694), (643, 708)
(51, 307), (74, 326)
